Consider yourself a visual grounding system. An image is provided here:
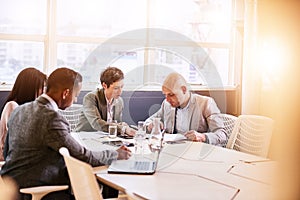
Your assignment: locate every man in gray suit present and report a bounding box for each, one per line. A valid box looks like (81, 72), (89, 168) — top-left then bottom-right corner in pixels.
(145, 72), (227, 146)
(1, 68), (131, 199)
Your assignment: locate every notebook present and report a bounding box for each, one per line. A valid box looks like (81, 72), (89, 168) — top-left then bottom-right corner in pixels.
(107, 152), (160, 175)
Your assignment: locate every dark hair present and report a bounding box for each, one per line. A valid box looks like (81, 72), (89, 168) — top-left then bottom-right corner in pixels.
(100, 67), (124, 88)
(46, 67), (82, 92)
(5, 67), (47, 105)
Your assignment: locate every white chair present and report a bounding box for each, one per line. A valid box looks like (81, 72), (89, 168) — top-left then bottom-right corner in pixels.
(226, 115), (274, 158)
(59, 147), (129, 200)
(219, 113), (238, 147)
(58, 104), (83, 131)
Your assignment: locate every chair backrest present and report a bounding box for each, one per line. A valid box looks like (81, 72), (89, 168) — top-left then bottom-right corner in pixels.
(226, 115), (274, 158)
(219, 113), (238, 147)
(0, 175), (18, 200)
(59, 147), (102, 200)
(58, 104), (83, 132)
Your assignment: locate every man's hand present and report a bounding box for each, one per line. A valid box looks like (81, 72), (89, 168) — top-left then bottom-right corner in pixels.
(119, 122), (128, 126)
(116, 145), (132, 160)
(184, 130), (206, 142)
(125, 127), (136, 136)
(146, 121), (164, 133)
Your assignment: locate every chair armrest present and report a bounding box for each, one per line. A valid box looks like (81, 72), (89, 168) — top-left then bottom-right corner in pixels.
(20, 185), (68, 200)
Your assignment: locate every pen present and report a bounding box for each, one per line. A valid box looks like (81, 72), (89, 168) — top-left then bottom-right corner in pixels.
(239, 159), (270, 164)
(227, 165), (235, 173)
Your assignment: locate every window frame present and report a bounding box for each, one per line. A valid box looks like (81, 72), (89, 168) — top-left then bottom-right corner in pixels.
(0, 0), (243, 91)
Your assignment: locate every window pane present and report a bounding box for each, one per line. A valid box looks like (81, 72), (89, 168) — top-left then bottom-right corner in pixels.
(151, 48), (205, 85)
(0, 41), (44, 84)
(57, 43), (98, 70)
(110, 50), (144, 89)
(152, 0), (232, 43)
(208, 48), (230, 86)
(57, 43), (144, 89)
(0, 0), (47, 34)
(57, 0), (147, 37)
(151, 47), (229, 86)
(57, 43), (98, 85)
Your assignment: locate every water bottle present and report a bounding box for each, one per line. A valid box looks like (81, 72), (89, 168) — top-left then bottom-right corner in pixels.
(134, 121), (146, 156)
(149, 117), (163, 152)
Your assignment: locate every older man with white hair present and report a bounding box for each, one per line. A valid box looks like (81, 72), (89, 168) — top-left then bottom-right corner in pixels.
(145, 72), (226, 146)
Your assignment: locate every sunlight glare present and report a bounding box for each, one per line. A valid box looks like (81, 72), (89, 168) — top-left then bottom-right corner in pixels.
(258, 38), (286, 79)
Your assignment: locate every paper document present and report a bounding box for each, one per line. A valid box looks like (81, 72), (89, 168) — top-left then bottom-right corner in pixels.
(71, 131), (109, 149)
(163, 133), (186, 142)
(75, 131), (108, 140)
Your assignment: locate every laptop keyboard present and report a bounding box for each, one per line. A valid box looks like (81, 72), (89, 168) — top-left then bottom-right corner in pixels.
(134, 161), (151, 170)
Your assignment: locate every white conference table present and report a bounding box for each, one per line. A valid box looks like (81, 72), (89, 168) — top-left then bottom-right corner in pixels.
(72, 132), (277, 200)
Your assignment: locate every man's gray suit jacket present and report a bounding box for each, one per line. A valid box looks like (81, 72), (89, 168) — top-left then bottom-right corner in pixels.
(1, 96), (118, 188)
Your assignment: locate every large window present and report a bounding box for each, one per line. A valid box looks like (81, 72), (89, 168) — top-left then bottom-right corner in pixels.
(0, 0), (243, 90)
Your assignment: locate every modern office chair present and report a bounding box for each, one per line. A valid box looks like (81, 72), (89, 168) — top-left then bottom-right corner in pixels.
(219, 113), (238, 147)
(59, 147), (103, 200)
(0, 175), (18, 200)
(20, 185), (69, 200)
(1, 161), (68, 200)
(226, 115), (274, 158)
(58, 104), (83, 132)
(59, 147), (129, 200)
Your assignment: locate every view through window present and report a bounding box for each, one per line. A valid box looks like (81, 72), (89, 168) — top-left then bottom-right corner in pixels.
(0, 0), (241, 90)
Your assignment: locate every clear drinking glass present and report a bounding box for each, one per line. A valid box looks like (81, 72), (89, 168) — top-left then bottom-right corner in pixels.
(137, 121), (146, 132)
(109, 125), (117, 138)
(108, 119), (117, 138)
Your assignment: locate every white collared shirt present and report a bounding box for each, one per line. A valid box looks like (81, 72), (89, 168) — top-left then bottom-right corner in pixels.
(106, 97), (115, 122)
(41, 94), (59, 111)
(175, 100), (191, 133)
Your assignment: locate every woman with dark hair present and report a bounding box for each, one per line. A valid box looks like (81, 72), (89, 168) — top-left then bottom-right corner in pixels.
(0, 67), (47, 161)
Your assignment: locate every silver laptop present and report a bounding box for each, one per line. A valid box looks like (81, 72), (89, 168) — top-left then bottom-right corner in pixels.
(107, 151), (160, 175)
